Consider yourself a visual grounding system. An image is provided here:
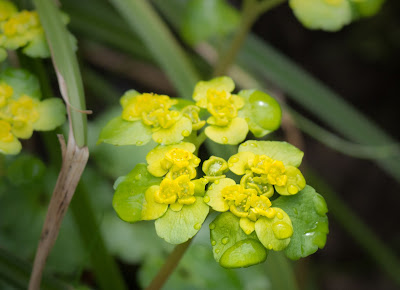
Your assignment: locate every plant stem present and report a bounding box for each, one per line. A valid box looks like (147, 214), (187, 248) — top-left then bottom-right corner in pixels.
(145, 239), (193, 290)
(213, 0), (286, 76)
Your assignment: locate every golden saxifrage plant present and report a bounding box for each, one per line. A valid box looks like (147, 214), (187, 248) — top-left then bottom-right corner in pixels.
(99, 76), (329, 268)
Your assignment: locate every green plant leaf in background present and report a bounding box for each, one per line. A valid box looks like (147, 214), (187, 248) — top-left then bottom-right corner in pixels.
(6, 154), (45, 186)
(181, 0), (240, 45)
(289, 0), (353, 31)
(351, 0), (386, 18)
(0, 68), (41, 100)
(273, 185), (329, 260)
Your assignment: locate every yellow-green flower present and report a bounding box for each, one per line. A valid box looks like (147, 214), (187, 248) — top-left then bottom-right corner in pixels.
(0, 75), (66, 155)
(146, 142), (200, 178)
(120, 90), (193, 145)
(228, 141), (306, 196)
(192, 76), (248, 144)
(204, 177), (293, 251)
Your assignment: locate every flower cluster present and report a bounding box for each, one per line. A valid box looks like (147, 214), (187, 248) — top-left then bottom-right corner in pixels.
(0, 0), (50, 61)
(0, 68), (66, 155)
(104, 77), (328, 268)
(99, 76), (281, 147)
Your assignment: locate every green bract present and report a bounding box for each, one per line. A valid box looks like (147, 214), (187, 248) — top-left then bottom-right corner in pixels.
(273, 185), (329, 260)
(210, 212), (268, 268)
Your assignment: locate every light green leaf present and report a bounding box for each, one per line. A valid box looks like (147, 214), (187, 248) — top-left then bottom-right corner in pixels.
(239, 140), (304, 167)
(272, 185), (329, 260)
(112, 164), (162, 223)
(205, 117), (248, 145)
(22, 32), (50, 58)
(239, 90), (281, 138)
(289, 0), (352, 31)
(0, 68), (41, 100)
(98, 116), (152, 146)
(181, 0), (240, 45)
(255, 208), (293, 251)
(204, 177), (235, 212)
(210, 212), (267, 267)
(33, 98), (66, 131)
(155, 197), (209, 244)
(0, 138), (22, 155)
(151, 116), (192, 145)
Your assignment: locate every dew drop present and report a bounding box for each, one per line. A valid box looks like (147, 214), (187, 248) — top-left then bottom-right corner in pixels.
(293, 207), (298, 215)
(136, 141), (143, 146)
(182, 130), (190, 137)
(194, 223), (202, 230)
(276, 212), (283, 219)
(267, 244), (273, 250)
(288, 185), (298, 195)
(215, 249), (220, 253)
(209, 186), (214, 190)
(211, 240), (216, 246)
(209, 222), (216, 230)
(222, 137), (228, 144)
(203, 196), (210, 203)
(221, 237), (229, 245)
(214, 179), (220, 185)
(230, 157), (239, 163)
(250, 142), (256, 147)
(135, 174), (142, 180)
(156, 138), (163, 143)
(242, 143), (247, 147)
(272, 221), (293, 240)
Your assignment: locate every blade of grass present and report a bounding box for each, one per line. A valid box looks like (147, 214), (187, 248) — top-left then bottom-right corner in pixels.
(108, 0), (201, 97)
(30, 1), (90, 289)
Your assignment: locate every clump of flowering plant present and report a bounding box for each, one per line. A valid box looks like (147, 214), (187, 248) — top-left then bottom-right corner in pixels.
(99, 76), (329, 268)
(0, 68), (66, 155)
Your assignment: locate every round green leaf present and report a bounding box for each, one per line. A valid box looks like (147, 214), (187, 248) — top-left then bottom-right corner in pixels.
(155, 197), (209, 244)
(112, 164), (162, 222)
(33, 98), (66, 131)
(351, 0), (385, 18)
(239, 140), (304, 167)
(272, 185), (329, 260)
(289, 0), (352, 31)
(210, 212), (267, 267)
(98, 117), (152, 146)
(239, 90), (282, 138)
(255, 208), (293, 251)
(220, 239), (267, 269)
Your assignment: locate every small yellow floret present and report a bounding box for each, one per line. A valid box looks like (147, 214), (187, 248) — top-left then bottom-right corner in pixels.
(205, 89), (238, 126)
(121, 93), (176, 122)
(0, 120), (14, 142)
(155, 175), (196, 206)
(10, 95), (39, 123)
(250, 154), (288, 186)
(3, 10), (39, 37)
(0, 83), (13, 107)
(165, 148), (193, 168)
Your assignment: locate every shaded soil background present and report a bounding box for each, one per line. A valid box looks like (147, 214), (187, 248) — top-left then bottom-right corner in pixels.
(250, 1), (400, 289)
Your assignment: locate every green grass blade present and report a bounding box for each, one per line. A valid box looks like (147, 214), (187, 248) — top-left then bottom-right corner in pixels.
(0, 248), (70, 290)
(109, 0), (201, 97)
(34, 0), (87, 146)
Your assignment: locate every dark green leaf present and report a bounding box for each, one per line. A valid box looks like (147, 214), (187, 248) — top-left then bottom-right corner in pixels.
(273, 185), (329, 260)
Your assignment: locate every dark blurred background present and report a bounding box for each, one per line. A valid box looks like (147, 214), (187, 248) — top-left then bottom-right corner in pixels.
(252, 1), (400, 289)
